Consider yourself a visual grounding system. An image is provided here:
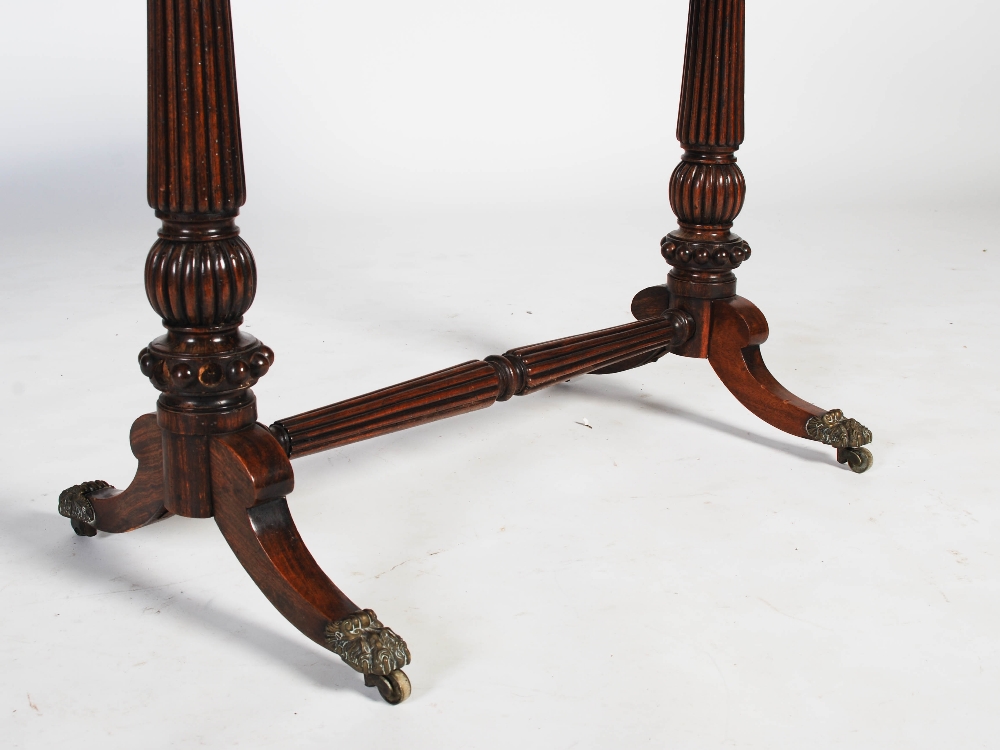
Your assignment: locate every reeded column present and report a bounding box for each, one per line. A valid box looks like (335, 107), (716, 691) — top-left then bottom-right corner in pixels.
(662, 0), (750, 357)
(138, 0), (273, 517)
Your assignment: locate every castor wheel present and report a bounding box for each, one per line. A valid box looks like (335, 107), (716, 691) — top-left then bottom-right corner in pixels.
(837, 446), (873, 474)
(70, 517), (97, 537)
(364, 670), (411, 704)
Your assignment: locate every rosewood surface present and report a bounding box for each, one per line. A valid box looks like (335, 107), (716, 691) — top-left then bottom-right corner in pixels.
(271, 312), (692, 458)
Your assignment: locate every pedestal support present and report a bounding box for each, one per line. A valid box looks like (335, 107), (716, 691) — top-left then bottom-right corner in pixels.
(59, 0), (874, 708)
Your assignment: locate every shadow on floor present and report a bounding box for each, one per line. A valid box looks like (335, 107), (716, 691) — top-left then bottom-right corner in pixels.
(0, 504), (383, 702)
(563, 374), (840, 467)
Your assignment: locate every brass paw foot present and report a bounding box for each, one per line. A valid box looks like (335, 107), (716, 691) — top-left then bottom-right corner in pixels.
(364, 670), (412, 704)
(805, 409), (872, 448)
(58, 480), (111, 537)
(806, 409), (874, 474)
(325, 609), (411, 674)
(325, 609), (412, 704)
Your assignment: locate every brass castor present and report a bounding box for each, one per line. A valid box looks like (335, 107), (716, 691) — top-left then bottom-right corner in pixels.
(837, 446), (873, 474)
(59, 481), (108, 536)
(365, 670), (411, 704)
(71, 518), (97, 537)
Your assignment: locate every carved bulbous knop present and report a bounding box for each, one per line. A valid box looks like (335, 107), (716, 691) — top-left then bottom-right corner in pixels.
(669, 159), (746, 227)
(145, 235), (256, 327)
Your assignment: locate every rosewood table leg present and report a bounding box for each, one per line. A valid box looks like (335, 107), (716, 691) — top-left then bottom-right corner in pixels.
(211, 425), (412, 704)
(707, 297), (873, 471)
(58, 414), (169, 536)
(634, 0), (873, 471)
(58, 0), (411, 703)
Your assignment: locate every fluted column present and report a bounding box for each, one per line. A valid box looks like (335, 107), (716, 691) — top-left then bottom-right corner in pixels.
(662, 0), (748, 279)
(147, 0), (245, 214)
(139, 0), (272, 518)
(660, 0), (750, 357)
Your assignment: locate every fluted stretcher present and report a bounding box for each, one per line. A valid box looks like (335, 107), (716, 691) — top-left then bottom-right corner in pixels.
(269, 311), (693, 458)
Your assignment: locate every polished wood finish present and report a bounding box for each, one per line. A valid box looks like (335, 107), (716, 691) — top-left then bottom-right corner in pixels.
(273, 361), (502, 458)
(664, 0), (747, 359)
(61, 0), (872, 704)
(147, 0), (245, 214)
(272, 313), (691, 458)
(654, 0), (865, 462)
(58, 414), (169, 536)
(497, 313), (691, 395)
(707, 296), (825, 437)
(141, 0), (272, 519)
(212, 425), (360, 646)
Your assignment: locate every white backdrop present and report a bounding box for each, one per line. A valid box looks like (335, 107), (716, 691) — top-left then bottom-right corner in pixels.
(2, 0), (998, 220)
(1, 1), (999, 748)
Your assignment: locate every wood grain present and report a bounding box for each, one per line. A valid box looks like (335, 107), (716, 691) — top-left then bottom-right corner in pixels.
(707, 296), (825, 437)
(87, 414), (170, 533)
(147, 0), (245, 214)
(212, 425), (359, 646)
(273, 313), (691, 459)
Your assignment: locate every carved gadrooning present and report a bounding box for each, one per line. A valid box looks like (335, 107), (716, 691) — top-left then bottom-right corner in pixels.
(324, 609), (411, 676)
(661, 236), (750, 270)
(138, 341), (273, 394)
(58, 480), (111, 525)
(805, 410), (873, 448)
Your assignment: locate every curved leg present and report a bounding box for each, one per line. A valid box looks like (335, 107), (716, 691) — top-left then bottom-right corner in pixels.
(707, 296), (873, 472)
(211, 425), (412, 703)
(58, 414), (171, 536)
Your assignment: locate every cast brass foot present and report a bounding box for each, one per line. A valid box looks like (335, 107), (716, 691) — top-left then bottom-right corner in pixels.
(807, 409), (874, 474)
(58, 480), (108, 536)
(326, 608), (413, 704)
